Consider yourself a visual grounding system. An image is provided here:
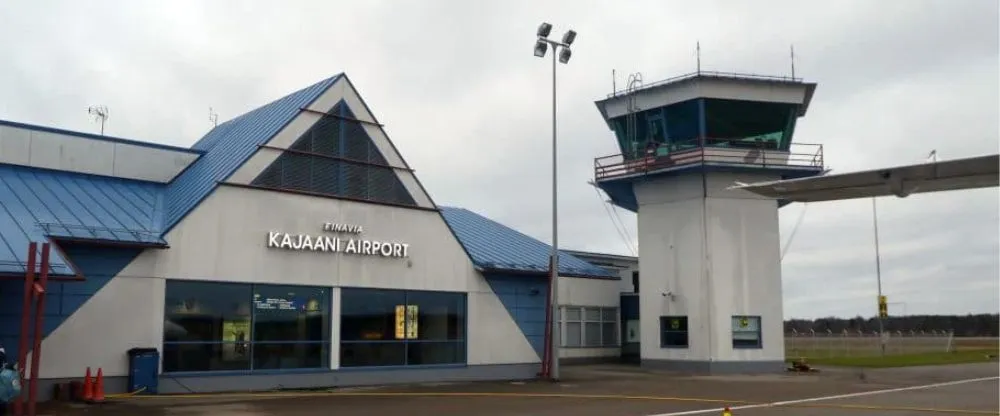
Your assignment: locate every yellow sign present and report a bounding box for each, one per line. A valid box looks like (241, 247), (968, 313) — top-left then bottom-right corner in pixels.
(670, 319), (680, 330)
(395, 304), (420, 340)
(406, 305), (419, 339)
(877, 296), (889, 318)
(739, 317), (750, 328)
(395, 305), (406, 339)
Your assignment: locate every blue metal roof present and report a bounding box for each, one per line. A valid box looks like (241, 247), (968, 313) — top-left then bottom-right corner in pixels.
(0, 164), (165, 276)
(0, 74), (618, 284)
(439, 206), (618, 279)
(162, 74), (342, 233)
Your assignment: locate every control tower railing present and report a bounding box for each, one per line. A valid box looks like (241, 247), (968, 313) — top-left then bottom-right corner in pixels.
(594, 139), (824, 181)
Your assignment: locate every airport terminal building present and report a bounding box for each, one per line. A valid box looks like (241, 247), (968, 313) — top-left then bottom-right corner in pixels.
(0, 74), (632, 396)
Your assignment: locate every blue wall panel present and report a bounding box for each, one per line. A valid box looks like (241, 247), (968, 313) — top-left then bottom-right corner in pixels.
(0, 244), (141, 360)
(483, 273), (549, 358)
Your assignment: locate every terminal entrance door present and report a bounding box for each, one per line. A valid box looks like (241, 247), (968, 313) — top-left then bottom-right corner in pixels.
(620, 293), (640, 363)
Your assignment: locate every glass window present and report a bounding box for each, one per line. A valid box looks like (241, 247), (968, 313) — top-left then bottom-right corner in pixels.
(601, 309), (617, 322)
(340, 342), (406, 367)
(564, 321), (582, 347)
(660, 316), (689, 348)
(252, 342), (329, 370)
(732, 315), (762, 349)
(601, 322), (617, 346)
(162, 281), (331, 373)
(407, 341), (466, 366)
(407, 290), (465, 341)
(340, 288), (405, 342)
(584, 322), (602, 345)
(164, 281), (252, 343)
(252, 285), (330, 342)
(162, 343), (250, 373)
(340, 288), (467, 367)
(562, 306), (619, 348)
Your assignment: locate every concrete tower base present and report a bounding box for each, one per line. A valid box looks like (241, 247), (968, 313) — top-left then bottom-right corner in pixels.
(636, 171), (786, 374)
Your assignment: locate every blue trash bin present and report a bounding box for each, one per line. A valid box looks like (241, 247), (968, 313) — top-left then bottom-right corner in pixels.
(127, 348), (159, 394)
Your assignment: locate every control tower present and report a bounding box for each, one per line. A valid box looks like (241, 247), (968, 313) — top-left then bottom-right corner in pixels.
(593, 71), (825, 373)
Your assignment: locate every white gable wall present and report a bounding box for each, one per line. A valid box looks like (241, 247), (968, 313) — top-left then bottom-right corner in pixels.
(32, 77), (540, 379)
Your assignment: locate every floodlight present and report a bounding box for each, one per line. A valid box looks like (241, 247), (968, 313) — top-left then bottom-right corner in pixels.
(537, 22), (552, 38)
(558, 47), (572, 64)
(534, 41), (548, 58)
(561, 30), (576, 46)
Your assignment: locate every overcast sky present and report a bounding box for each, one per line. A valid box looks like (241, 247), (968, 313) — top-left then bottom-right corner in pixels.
(1, 0), (997, 319)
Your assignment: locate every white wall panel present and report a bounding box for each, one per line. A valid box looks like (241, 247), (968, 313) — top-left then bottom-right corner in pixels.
(560, 277), (620, 307)
(634, 170), (786, 365)
(602, 78), (812, 120)
(559, 348), (619, 359)
(148, 185), (535, 365)
(705, 197), (784, 361)
(635, 197), (708, 362)
(330, 287), (341, 369)
(467, 290), (540, 364)
(0, 124), (199, 183)
(35, 276), (164, 378)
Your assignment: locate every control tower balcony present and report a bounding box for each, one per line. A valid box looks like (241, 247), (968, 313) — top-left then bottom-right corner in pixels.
(592, 71), (826, 212)
(595, 139), (824, 181)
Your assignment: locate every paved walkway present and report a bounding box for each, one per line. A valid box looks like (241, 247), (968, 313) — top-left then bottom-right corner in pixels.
(33, 362), (1000, 415)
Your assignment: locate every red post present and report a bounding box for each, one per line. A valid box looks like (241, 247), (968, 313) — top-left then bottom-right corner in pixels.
(27, 243), (50, 416)
(14, 243), (37, 416)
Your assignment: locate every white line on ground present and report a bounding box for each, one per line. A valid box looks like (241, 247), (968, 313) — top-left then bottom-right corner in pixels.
(646, 376), (1000, 416)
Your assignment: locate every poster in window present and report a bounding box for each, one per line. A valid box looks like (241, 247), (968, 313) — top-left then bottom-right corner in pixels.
(395, 305), (406, 339)
(405, 305), (419, 339)
(626, 319), (640, 343)
(394, 304), (420, 340)
(222, 320), (250, 360)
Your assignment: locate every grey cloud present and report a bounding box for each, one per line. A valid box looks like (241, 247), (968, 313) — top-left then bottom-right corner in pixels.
(0, 0), (995, 319)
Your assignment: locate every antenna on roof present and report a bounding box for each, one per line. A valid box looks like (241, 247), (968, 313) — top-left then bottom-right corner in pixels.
(696, 41), (702, 74)
(87, 105), (109, 135)
(612, 69), (616, 95)
(209, 107), (219, 127)
(790, 44), (796, 80)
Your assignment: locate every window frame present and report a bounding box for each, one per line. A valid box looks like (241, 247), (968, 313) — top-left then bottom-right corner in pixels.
(339, 287), (468, 368)
(560, 306), (619, 348)
(161, 280), (333, 375)
(659, 315), (689, 349)
(731, 315), (763, 349)
(250, 101), (418, 207)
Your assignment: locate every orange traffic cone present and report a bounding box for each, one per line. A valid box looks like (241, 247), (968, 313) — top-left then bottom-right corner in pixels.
(722, 406), (732, 416)
(91, 368), (105, 403)
(82, 367), (93, 402)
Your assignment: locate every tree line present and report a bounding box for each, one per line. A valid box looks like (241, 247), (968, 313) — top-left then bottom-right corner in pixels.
(784, 314), (999, 337)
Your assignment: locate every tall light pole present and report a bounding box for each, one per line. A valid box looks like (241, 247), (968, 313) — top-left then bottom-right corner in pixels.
(872, 197), (886, 356)
(534, 22), (575, 381)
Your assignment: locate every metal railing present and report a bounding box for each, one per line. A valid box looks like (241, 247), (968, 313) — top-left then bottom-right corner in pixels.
(782, 330), (999, 358)
(594, 139), (824, 181)
(606, 70), (804, 99)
